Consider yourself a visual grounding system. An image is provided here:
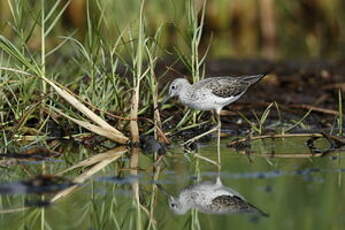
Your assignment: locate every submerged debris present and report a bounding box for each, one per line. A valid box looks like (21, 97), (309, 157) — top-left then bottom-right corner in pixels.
(306, 133), (345, 156)
(140, 135), (167, 155)
(229, 137), (251, 151)
(0, 147), (62, 167)
(0, 175), (75, 195)
(0, 147), (61, 161)
(24, 199), (51, 208)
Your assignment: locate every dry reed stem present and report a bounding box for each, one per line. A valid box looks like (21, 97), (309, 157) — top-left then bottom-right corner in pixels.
(130, 90), (140, 143)
(0, 67), (128, 144)
(52, 107), (128, 144)
(40, 75), (128, 143)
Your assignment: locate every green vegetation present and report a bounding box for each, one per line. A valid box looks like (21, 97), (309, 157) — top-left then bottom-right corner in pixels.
(1, 0), (344, 150)
(0, 1), (344, 229)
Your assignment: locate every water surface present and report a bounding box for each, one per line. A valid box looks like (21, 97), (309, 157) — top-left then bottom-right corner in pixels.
(0, 137), (344, 230)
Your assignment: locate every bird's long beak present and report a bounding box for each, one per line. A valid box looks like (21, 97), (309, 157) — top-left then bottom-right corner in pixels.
(168, 196), (175, 202)
(161, 95), (170, 105)
(154, 95), (170, 111)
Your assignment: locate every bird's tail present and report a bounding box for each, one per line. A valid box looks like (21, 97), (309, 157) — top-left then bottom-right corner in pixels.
(242, 73), (268, 85)
(248, 202), (270, 217)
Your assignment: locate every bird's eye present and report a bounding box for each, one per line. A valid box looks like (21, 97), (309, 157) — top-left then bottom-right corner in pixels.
(170, 203), (176, 208)
(171, 85), (176, 90)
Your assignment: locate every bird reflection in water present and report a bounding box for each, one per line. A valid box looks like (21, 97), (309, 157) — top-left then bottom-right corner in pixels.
(167, 177), (268, 217)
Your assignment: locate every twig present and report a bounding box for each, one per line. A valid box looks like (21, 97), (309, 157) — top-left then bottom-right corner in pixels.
(238, 151), (344, 158)
(193, 153), (219, 167)
(323, 82), (345, 91)
(287, 104), (339, 115)
(227, 133), (323, 147)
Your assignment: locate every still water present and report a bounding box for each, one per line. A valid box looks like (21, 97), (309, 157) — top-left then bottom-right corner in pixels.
(0, 137), (344, 230)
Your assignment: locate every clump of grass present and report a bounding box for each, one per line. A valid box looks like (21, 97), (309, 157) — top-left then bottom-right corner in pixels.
(0, 0), (220, 150)
(282, 109), (312, 134)
(171, 0), (210, 128)
(129, 0), (146, 144)
(239, 102), (273, 135)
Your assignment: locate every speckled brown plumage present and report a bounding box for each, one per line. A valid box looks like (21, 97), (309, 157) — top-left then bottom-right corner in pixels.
(208, 195), (263, 214)
(167, 74), (266, 112)
(193, 75), (265, 98)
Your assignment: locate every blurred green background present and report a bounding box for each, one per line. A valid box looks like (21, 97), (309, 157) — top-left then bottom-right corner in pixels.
(1, 0), (344, 60)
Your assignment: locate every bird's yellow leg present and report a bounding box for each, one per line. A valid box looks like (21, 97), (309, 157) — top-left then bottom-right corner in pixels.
(217, 112), (222, 171)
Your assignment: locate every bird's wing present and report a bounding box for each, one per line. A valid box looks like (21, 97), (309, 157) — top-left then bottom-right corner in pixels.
(210, 195), (269, 216)
(195, 77), (250, 98)
(216, 186), (245, 200)
(210, 195), (251, 212)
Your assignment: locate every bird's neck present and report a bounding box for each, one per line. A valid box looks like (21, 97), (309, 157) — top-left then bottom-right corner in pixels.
(179, 190), (195, 206)
(178, 83), (192, 103)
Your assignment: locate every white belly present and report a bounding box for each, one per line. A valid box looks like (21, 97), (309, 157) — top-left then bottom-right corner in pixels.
(182, 94), (240, 111)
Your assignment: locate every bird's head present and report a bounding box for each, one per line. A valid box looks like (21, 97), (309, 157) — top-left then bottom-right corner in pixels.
(167, 78), (189, 98)
(168, 196), (189, 215)
(157, 78), (189, 108)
